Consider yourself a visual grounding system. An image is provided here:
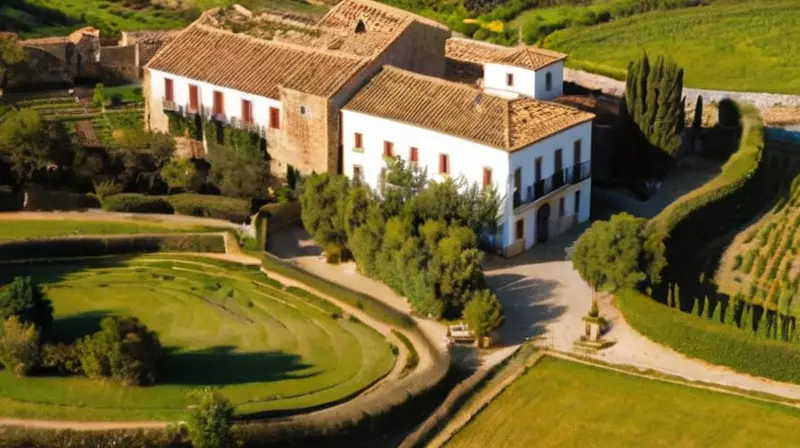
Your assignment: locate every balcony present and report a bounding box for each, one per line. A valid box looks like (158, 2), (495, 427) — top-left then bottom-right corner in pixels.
(161, 98), (177, 111)
(513, 162), (591, 210)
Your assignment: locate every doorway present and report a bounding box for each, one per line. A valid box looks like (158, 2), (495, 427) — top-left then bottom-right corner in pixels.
(536, 203), (551, 243)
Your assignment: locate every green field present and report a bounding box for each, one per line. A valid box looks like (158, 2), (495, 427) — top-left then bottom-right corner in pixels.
(0, 219), (224, 241)
(447, 357), (800, 447)
(0, 255), (395, 420)
(544, 0), (800, 93)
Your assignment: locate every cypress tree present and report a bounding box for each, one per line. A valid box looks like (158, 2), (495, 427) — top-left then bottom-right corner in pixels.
(692, 95), (703, 135)
(689, 297), (698, 317)
(674, 284), (681, 310)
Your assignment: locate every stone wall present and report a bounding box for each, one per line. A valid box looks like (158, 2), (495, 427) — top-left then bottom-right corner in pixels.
(272, 88), (332, 176)
(99, 44), (139, 83)
(7, 45), (75, 89)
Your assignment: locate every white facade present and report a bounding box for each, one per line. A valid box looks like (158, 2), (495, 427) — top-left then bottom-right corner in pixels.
(341, 110), (591, 254)
(149, 68), (283, 130)
(483, 61), (564, 101)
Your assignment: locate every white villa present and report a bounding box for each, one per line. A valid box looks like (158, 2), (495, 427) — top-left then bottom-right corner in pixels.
(144, 0), (594, 257)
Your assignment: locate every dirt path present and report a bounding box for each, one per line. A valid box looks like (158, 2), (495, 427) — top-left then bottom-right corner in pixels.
(0, 419), (169, 431)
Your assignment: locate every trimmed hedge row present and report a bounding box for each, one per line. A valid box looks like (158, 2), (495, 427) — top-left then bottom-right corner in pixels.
(103, 194), (174, 214)
(0, 427), (182, 448)
(650, 104), (765, 237)
(618, 289), (800, 383)
(0, 234), (226, 261)
(102, 193), (251, 223)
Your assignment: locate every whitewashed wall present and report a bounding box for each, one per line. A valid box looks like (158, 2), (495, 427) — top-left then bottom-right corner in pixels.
(149, 69), (282, 128)
(510, 181), (591, 250)
(483, 61), (564, 100)
(341, 109), (511, 200)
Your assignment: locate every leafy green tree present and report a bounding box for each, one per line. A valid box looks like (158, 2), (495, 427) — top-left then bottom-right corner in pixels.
(621, 52), (685, 174)
(349, 201), (386, 277)
(427, 224), (485, 316)
(0, 276), (53, 333)
(462, 289), (504, 341)
(0, 33), (24, 94)
(76, 316), (162, 386)
(186, 387), (236, 448)
(571, 213), (666, 293)
(92, 83), (105, 108)
(0, 316), (40, 377)
(207, 146), (269, 199)
(0, 109), (53, 185)
(110, 129), (175, 191)
(380, 158), (427, 217)
(407, 176), (500, 237)
(300, 173), (350, 249)
(344, 185), (372, 240)
(160, 158), (199, 193)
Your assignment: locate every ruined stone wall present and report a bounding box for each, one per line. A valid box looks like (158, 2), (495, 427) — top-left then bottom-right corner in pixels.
(7, 45), (75, 89)
(405, 21), (448, 77)
(272, 88), (331, 176)
(99, 45), (139, 83)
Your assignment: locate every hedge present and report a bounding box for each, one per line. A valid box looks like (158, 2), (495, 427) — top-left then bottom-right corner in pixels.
(0, 234), (226, 261)
(0, 427), (182, 448)
(650, 104), (765, 237)
(167, 193), (251, 223)
(103, 194), (175, 214)
(618, 289), (800, 383)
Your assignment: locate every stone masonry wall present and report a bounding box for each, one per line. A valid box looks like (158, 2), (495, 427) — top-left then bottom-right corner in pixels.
(273, 88), (331, 176)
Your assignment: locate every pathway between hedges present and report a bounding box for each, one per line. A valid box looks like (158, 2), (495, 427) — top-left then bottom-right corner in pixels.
(0, 210), (241, 229)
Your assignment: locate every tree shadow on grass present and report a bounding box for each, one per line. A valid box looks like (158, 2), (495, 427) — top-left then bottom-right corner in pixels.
(159, 345), (317, 386)
(49, 309), (112, 343)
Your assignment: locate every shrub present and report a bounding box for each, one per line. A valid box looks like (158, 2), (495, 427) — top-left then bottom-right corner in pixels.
(0, 276), (53, 332)
(462, 289), (504, 340)
(325, 243), (345, 264)
(76, 316), (162, 386)
(167, 194), (250, 223)
(187, 388), (236, 448)
(0, 316), (40, 377)
(93, 179), (123, 201)
(103, 193), (175, 214)
(41, 343), (82, 375)
(92, 83), (105, 108)
(618, 289), (800, 383)
(391, 329), (418, 377)
(160, 159), (200, 193)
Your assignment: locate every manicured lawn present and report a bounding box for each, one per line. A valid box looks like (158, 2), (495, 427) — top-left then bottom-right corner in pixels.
(0, 256), (395, 420)
(0, 219), (223, 241)
(544, 0), (800, 94)
(447, 357), (800, 447)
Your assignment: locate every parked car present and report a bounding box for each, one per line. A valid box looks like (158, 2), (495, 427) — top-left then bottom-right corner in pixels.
(447, 323), (475, 345)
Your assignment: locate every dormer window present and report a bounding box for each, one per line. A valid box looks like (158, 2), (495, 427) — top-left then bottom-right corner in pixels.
(506, 73), (514, 87)
(545, 72), (553, 91)
(355, 19), (367, 34)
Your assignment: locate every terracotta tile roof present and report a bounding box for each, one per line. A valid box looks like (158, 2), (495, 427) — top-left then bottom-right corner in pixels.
(146, 24), (368, 99)
(123, 30), (180, 46)
(344, 66), (594, 151)
(319, 0), (447, 33)
(498, 46), (566, 70)
(446, 37), (566, 70)
(446, 37), (515, 65)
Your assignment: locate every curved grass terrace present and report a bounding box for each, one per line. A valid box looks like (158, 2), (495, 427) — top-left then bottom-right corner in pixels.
(0, 255), (395, 421)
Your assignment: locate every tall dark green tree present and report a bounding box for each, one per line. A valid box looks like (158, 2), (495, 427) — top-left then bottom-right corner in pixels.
(0, 276), (53, 333)
(0, 33), (24, 93)
(621, 52), (685, 174)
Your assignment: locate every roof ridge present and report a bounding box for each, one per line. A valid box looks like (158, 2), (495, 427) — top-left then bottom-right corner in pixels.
(345, 0), (448, 29)
(192, 23), (367, 61)
(382, 65), (506, 98)
(447, 37), (514, 52)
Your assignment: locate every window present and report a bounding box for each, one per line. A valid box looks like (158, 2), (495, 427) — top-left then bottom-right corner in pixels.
(439, 153), (449, 174)
(574, 190), (581, 215)
(574, 140), (582, 164)
(555, 149), (563, 171)
(383, 141), (394, 158)
(300, 105), (307, 116)
(506, 73), (514, 87)
(559, 197), (565, 217)
(164, 78), (174, 102)
(188, 84), (199, 111)
(353, 165), (363, 181)
(545, 72), (553, 91)
(213, 91), (224, 116)
(241, 99), (253, 124)
(355, 19), (367, 33)
(483, 167), (492, 189)
(269, 107), (280, 129)
(354, 133), (363, 149)
(515, 219), (524, 241)
(535, 157), (542, 182)
(409, 147), (418, 163)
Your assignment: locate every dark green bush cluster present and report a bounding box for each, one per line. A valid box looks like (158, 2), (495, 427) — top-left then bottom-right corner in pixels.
(166, 112), (202, 140)
(0, 234), (225, 261)
(167, 193), (251, 223)
(103, 193), (175, 214)
(0, 426), (183, 448)
(618, 289), (800, 383)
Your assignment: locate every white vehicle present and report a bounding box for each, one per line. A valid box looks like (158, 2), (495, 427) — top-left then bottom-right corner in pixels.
(447, 323), (475, 344)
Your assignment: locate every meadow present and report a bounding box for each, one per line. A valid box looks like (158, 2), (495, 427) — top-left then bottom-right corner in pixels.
(544, 0), (800, 93)
(0, 255), (395, 420)
(446, 356), (800, 447)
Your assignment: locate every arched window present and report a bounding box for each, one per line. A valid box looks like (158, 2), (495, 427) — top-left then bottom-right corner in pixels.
(545, 72), (553, 91)
(355, 19), (367, 33)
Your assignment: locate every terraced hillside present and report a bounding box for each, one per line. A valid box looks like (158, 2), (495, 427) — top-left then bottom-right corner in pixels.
(0, 255), (396, 421)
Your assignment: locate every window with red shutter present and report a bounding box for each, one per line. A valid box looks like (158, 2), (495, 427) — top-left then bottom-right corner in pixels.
(506, 73), (514, 87)
(354, 133), (363, 149)
(483, 167), (492, 189)
(188, 85), (198, 111)
(213, 91), (224, 116)
(439, 154), (449, 174)
(410, 147), (418, 163)
(269, 107), (280, 129)
(242, 99), (253, 124)
(383, 141), (394, 158)
(164, 78), (174, 102)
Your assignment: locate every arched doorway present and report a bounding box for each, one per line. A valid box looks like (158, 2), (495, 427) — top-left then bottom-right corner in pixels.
(536, 203), (550, 243)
